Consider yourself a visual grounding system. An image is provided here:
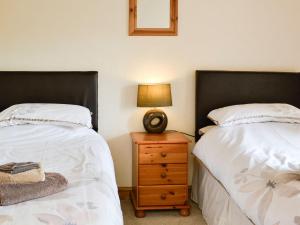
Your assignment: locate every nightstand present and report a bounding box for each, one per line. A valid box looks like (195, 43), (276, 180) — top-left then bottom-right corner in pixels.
(130, 131), (191, 218)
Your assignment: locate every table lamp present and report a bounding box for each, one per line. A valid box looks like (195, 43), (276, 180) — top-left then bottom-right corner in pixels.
(137, 83), (172, 133)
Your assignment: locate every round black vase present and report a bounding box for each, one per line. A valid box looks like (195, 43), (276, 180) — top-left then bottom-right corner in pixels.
(143, 109), (168, 133)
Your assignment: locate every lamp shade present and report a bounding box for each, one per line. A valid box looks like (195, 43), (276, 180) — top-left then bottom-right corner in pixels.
(137, 84), (172, 107)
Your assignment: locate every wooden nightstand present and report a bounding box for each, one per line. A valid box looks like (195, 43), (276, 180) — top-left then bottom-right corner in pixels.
(130, 131), (191, 218)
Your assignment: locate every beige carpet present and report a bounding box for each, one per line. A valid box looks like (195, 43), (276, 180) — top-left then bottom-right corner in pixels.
(121, 200), (207, 225)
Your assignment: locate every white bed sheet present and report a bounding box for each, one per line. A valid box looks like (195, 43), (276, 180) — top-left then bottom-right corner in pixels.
(193, 123), (300, 225)
(0, 125), (123, 225)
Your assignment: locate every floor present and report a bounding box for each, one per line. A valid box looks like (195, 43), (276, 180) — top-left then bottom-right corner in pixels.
(121, 200), (207, 225)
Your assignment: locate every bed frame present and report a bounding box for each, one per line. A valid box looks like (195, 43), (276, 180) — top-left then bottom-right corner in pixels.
(0, 71), (98, 131)
(194, 70), (300, 225)
(195, 70), (300, 141)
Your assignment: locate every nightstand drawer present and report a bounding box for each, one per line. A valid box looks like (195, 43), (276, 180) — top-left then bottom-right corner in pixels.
(139, 164), (187, 185)
(139, 185), (187, 206)
(139, 144), (187, 164)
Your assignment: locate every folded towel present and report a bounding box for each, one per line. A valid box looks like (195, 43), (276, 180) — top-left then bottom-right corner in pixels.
(0, 173), (68, 206)
(0, 162), (40, 174)
(0, 166), (45, 184)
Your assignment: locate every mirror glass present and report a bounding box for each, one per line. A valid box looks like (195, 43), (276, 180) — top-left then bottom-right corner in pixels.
(137, 0), (170, 28)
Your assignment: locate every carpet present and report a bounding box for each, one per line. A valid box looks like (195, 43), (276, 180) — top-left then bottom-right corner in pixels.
(121, 200), (207, 225)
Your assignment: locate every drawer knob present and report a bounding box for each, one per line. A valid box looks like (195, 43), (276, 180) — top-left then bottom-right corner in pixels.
(160, 172), (167, 179)
(160, 152), (167, 158)
(160, 193), (167, 200)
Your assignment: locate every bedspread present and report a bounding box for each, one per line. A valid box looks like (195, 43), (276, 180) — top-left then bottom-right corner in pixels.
(193, 123), (300, 225)
(0, 125), (123, 225)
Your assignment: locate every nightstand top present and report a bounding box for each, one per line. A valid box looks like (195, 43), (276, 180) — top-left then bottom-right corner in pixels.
(130, 131), (191, 144)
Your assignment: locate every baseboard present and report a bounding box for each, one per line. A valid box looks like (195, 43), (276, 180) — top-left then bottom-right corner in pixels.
(118, 186), (192, 201)
(118, 187), (132, 200)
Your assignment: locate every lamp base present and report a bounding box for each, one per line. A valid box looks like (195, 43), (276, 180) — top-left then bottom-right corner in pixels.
(143, 109), (168, 133)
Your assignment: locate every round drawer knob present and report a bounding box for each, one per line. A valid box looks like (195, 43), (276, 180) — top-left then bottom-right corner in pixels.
(160, 172), (167, 179)
(160, 152), (167, 158)
(160, 193), (167, 200)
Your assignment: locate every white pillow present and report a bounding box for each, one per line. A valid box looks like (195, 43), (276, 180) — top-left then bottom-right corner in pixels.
(0, 103), (92, 128)
(208, 103), (300, 127)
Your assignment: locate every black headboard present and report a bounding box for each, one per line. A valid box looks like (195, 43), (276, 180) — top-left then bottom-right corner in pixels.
(0, 71), (98, 131)
(195, 70), (300, 141)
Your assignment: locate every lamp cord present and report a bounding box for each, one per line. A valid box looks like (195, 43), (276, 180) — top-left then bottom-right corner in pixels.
(167, 130), (195, 138)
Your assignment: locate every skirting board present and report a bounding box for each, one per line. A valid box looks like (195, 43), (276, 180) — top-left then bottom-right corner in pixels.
(118, 186), (192, 201)
(118, 187), (132, 200)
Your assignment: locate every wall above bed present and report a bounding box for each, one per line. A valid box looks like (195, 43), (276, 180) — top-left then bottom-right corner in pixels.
(0, 0), (299, 187)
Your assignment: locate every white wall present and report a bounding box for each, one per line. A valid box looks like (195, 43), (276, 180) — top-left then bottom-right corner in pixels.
(0, 0), (299, 187)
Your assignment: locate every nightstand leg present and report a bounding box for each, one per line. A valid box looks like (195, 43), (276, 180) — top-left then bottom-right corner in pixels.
(135, 210), (145, 218)
(179, 208), (190, 216)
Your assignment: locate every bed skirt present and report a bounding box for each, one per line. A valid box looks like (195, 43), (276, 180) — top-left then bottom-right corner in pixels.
(191, 157), (254, 225)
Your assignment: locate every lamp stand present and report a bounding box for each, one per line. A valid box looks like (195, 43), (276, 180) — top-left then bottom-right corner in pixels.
(143, 109), (168, 133)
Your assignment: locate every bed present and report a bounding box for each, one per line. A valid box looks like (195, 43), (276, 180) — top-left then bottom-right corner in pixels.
(0, 72), (123, 225)
(191, 70), (300, 225)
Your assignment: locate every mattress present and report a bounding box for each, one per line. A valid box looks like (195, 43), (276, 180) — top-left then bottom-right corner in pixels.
(193, 123), (300, 225)
(0, 125), (123, 225)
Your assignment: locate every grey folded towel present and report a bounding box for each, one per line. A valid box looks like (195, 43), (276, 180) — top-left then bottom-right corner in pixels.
(0, 162), (40, 174)
(0, 173), (68, 206)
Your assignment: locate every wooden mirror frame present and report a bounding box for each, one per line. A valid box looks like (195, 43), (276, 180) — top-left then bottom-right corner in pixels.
(129, 0), (178, 36)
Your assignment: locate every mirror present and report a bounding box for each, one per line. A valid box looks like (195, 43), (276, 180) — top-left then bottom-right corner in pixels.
(129, 0), (178, 36)
(137, 0), (170, 28)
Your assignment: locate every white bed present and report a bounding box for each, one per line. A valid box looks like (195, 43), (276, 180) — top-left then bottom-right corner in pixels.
(192, 122), (300, 225)
(0, 124), (123, 225)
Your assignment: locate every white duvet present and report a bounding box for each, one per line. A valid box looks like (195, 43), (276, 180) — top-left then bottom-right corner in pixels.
(0, 125), (123, 225)
(193, 123), (300, 225)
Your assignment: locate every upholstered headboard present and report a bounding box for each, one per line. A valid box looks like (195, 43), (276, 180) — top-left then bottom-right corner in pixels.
(195, 70), (300, 141)
(0, 71), (98, 131)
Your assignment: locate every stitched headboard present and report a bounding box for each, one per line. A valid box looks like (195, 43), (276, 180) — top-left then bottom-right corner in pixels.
(0, 71), (98, 131)
(195, 70), (300, 141)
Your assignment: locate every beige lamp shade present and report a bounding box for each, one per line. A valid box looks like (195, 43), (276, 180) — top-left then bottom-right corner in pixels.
(137, 84), (172, 107)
